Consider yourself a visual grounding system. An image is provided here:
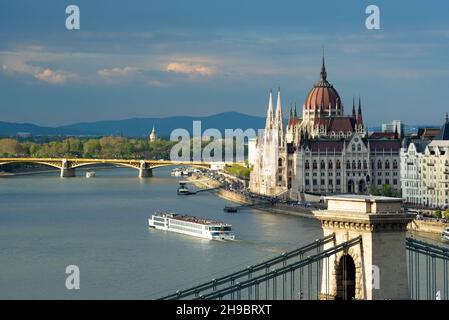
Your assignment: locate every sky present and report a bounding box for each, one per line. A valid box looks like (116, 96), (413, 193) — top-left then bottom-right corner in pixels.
(1, 0), (449, 127)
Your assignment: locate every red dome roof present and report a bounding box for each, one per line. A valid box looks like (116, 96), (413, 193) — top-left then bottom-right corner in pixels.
(304, 57), (341, 112)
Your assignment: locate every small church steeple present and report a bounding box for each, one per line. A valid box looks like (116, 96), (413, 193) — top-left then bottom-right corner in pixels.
(149, 125), (157, 142)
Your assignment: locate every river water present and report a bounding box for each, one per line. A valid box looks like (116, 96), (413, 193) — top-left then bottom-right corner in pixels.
(0, 167), (323, 299)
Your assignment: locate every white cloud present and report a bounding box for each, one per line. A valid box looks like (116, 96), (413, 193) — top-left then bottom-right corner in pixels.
(97, 66), (140, 80)
(2, 60), (73, 84)
(165, 62), (216, 76)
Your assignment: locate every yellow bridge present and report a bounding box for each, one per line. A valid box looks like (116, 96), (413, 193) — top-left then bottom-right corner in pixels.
(0, 157), (214, 177)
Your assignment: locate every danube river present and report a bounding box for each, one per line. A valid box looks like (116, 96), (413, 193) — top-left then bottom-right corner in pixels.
(0, 167), (323, 299)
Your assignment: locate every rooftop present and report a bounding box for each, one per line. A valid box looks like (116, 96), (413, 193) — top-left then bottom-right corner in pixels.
(323, 194), (403, 214)
(325, 194), (402, 202)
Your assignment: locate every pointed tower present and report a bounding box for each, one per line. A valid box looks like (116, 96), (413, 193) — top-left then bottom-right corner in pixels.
(274, 87), (284, 146)
(357, 97), (364, 132)
(319, 54), (327, 84)
(149, 125), (157, 142)
(265, 89), (274, 133)
(352, 98), (356, 118)
(289, 104), (293, 123)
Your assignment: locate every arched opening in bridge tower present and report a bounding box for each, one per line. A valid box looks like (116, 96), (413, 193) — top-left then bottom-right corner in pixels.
(336, 254), (356, 300)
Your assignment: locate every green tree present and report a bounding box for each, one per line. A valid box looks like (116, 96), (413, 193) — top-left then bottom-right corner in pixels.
(443, 209), (449, 220)
(83, 139), (101, 157)
(434, 210), (442, 219)
(0, 139), (25, 156)
(369, 184), (379, 196)
(225, 164), (252, 179)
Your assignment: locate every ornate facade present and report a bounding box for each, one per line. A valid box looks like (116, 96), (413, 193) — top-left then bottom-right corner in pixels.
(249, 57), (402, 198)
(401, 115), (449, 208)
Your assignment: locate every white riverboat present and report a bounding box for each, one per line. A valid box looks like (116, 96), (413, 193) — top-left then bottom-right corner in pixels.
(442, 227), (449, 242)
(148, 212), (235, 240)
(86, 171), (96, 178)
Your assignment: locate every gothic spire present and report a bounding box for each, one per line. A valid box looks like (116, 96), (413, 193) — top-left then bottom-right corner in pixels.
(320, 53), (327, 82)
(352, 98), (356, 118)
(357, 97), (364, 128)
(265, 89), (274, 130)
(275, 87), (283, 130)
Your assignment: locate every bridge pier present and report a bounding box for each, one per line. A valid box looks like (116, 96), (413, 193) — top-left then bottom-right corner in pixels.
(138, 168), (152, 178)
(60, 168), (75, 178)
(314, 196), (414, 300)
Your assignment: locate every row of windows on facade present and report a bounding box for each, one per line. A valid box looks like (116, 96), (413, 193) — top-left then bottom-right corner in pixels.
(304, 171), (397, 177)
(303, 159), (398, 170)
(424, 190), (449, 196)
(423, 159), (449, 164)
(423, 174), (449, 180)
(304, 178), (398, 186)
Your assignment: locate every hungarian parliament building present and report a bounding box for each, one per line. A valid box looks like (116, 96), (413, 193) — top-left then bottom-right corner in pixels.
(248, 57), (402, 199)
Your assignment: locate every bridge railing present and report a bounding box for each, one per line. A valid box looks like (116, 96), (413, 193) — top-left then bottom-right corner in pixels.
(407, 237), (449, 300)
(159, 234), (335, 300)
(195, 236), (362, 300)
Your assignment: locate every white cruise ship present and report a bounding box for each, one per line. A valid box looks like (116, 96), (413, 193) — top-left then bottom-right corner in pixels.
(148, 212), (235, 240)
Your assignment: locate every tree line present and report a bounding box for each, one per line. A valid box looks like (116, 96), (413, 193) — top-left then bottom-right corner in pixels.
(0, 137), (176, 160)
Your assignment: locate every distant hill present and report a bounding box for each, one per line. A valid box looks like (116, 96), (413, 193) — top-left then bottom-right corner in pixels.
(59, 112), (269, 137)
(0, 121), (88, 137)
(0, 112), (268, 138)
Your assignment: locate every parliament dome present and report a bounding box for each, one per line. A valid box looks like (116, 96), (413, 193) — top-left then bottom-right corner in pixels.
(304, 57), (342, 113)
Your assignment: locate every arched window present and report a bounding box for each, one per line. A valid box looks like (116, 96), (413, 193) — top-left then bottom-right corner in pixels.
(393, 160), (398, 169)
(313, 160), (317, 170)
(377, 160), (382, 169)
(278, 158), (283, 167)
(357, 144), (361, 152)
(352, 160), (356, 169)
(371, 160), (374, 170)
(357, 160), (361, 170)
(352, 144), (356, 152)
(328, 160), (333, 170)
(385, 160), (390, 169)
(336, 160), (341, 169)
(305, 160), (310, 170)
(346, 161), (350, 169)
(363, 160), (367, 170)
(321, 160), (325, 170)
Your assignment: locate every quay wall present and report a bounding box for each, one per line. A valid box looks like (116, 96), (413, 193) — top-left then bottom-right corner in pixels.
(188, 175), (448, 235)
(408, 219), (449, 235)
